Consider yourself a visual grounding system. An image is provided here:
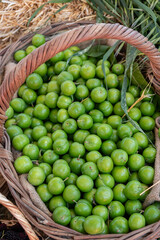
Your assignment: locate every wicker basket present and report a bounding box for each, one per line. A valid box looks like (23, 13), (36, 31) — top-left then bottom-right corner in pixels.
(0, 22), (160, 240)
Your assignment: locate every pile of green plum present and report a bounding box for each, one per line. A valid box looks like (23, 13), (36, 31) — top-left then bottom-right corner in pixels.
(5, 33), (160, 235)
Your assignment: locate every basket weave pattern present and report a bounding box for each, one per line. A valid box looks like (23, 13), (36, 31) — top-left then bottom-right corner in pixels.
(0, 22), (160, 240)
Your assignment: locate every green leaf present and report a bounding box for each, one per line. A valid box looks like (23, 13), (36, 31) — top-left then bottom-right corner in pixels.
(96, 8), (107, 22)
(86, 45), (109, 57)
(27, 0), (72, 26)
(146, 25), (157, 39)
(121, 44), (137, 116)
(127, 62), (148, 89)
(121, 44), (154, 145)
(86, 0), (107, 22)
(120, 0), (131, 23)
(45, 4), (68, 24)
(151, 36), (160, 44)
(131, 13), (144, 28)
(150, 0), (159, 10)
(102, 40), (121, 63)
(132, 15), (149, 30)
(91, 0), (121, 21)
(27, 5), (44, 26)
(133, 0), (157, 25)
(102, 0), (121, 15)
(115, 42), (125, 57)
(109, 52), (117, 65)
(66, 40), (95, 66)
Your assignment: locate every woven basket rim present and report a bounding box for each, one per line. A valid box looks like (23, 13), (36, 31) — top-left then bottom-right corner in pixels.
(0, 21), (160, 240)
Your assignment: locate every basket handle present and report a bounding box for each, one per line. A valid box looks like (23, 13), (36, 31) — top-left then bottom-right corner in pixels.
(0, 193), (39, 240)
(0, 23), (160, 114)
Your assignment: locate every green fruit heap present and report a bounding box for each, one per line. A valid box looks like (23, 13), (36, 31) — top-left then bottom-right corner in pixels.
(5, 33), (160, 235)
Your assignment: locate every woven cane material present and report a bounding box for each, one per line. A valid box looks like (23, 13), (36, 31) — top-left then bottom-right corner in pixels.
(142, 118), (160, 208)
(0, 22), (160, 240)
